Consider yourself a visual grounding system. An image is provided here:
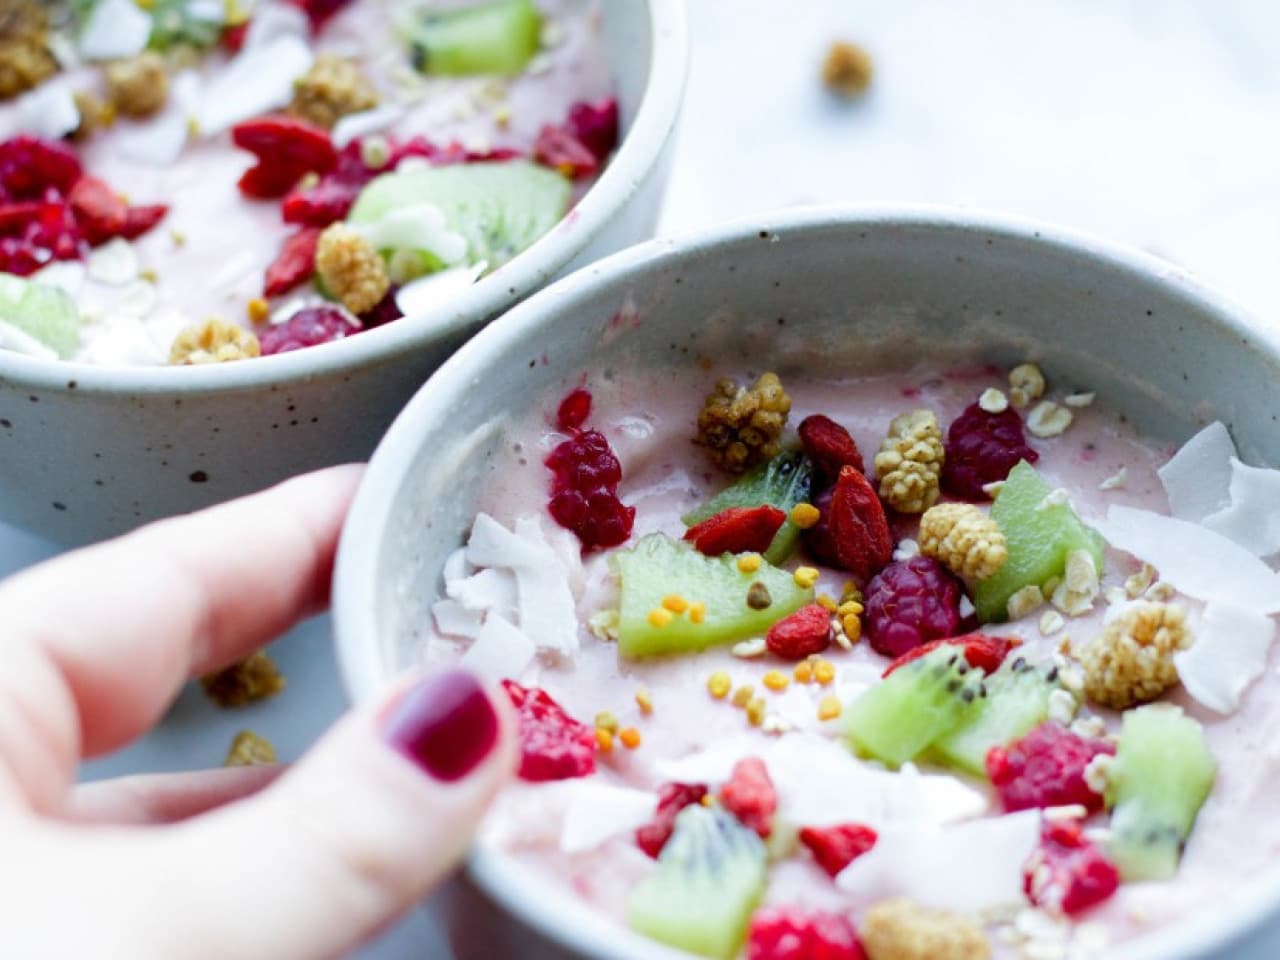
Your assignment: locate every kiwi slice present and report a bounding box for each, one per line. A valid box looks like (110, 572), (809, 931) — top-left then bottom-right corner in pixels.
(628, 805), (767, 960)
(844, 645), (987, 768)
(682, 451), (814, 564)
(349, 160), (572, 271)
(929, 657), (1060, 776)
(0, 273), (81, 359)
(400, 0), (542, 77)
(612, 533), (813, 658)
(973, 461), (1106, 623)
(1105, 704), (1216, 882)
(146, 0), (224, 50)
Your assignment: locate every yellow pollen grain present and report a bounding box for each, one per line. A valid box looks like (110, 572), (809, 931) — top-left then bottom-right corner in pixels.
(814, 660), (836, 685)
(737, 553), (763, 574)
(688, 601), (707, 624)
(816, 593), (838, 612)
(700, 794), (715, 807)
(662, 594), (689, 614)
(842, 614), (862, 642)
(793, 661), (814, 684)
(594, 710), (619, 734)
(790, 502), (821, 529)
(619, 727), (642, 749)
(647, 608), (674, 628)
(838, 600), (864, 616)
(246, 297), (270, 323)
(746, 696), (767, 726)
(762, 670), (790, 692)
(731, 684), (755, 708)
(818, 695), (843, 721)
(595, 728), (614, 752)
(794, 566), (820, 589)
(635, 686), (654, 715)
(707, 671), (732, 699)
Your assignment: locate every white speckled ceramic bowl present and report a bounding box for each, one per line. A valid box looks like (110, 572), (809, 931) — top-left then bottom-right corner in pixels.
(0, 0), (687, 545)
(333, 208), (1280, 959)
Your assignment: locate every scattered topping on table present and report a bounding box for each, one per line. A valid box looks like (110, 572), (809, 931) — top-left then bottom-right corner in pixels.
(859, 899), (989, 960)
(1023, 818), (1120, 916)
(314, 221), (390, 314)
(874, 409), (944, 514)
(1077, 601), (1191, 709)
(201, 651), (285, 707)
(224, 729), (278, 767)
(696, 372), (792, 473)
(862, 556), (962, 659)
(502, 679), (596, 782)
(169, 315), (261, 364)
(798, 822), (878, 877)
(288, 53), (379, 129)
(821, 40), (874, 100)
(746, 907), (866, 960)
(918, 502), (1007, 582)
(986, 722), (1115, 813)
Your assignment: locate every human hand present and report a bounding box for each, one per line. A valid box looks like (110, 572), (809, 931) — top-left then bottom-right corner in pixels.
(0, 466), (515, 959)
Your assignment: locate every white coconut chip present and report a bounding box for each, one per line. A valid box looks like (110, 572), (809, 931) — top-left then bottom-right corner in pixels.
(560, 781), (657, 854)
(79, 0), (153, 61)
(459, 614), (536, 683)
(1094, 505), (1280, 615)
(1174, 601), (1275, 713)
(244, 4), (311, 47)
(443, 546), (471, 583)
(446, 567), (517, 616)
(333, 105), (406, 148)
(467, 512), (546, 569)
(836, 810), (1041, 912)
(0, 321), (57, 361)
(117, 71), (202, 167)
(87, 238), (139, 286)
(351, 204), (469, 267)
(513, 515), (579, 657)
(31, 261), (85, 298)
(197, 34), (314, 136)
(431, 598), (484, 640)
(1157, 421), (1235, 522)
(1202, 458), (1280, 559)
(396, 262), (487, 320)
(13, 81), (80, 141)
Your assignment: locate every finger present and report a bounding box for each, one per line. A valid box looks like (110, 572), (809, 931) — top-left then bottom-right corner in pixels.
(69, 766), (285, 825)
(0, 464), (362, 814)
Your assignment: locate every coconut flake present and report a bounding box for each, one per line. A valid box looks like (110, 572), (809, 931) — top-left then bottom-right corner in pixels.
(1158, 421), (1236, 522)
(117, 70), (202, 167)
(460, 614), (536, 683)
(15, 81), (80, 141)
(467, 512), (546, 569)
(351, 203), (469, 266)
(333, 105), (406, 148)
(244, 3), (311, 47)
(1202, 458), (1280, 559)
(1175, 602), (1275, 713)
(396, 262), (487, 319)
(513, 515), (578, 657)
(560, 781), (657, 854)
(446, 567), (517, 616)
(836, 810), (1041, 912)
(197, 34), (314, 137)
(87, 239), (140, 286)
(32, 261), (86, 298)
(79, 0), (152, 61)
(443, 546), (471, 583)
(431, 598), (485, 639)
(1094, 505), (1280, 615)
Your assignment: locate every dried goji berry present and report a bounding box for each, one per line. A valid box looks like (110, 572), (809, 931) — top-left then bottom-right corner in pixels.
(264, 226), (321, 297)
(501, 679), (596, 782)
(221, 20), (250, 52)
(766, 603), (832, 660)
(719, 757), (777, 838)
(232, 116), (337, 200)
(1024, 818), (1120, 916)
(0, 136), (82, 200)
(803, 466), (892, 579)
(119, 204), (168, 240)
(684, 505), (787, 557)
(798, 823), (878, 877)
(566, 99), (619, 164)
(533, 124), (599, 179)
(68, 175), (127, 246)
(556, 387), (592, 432)
(799, 414), (865, 484)
(881, 633), (1017, 677)
(635, 782), (708, 858)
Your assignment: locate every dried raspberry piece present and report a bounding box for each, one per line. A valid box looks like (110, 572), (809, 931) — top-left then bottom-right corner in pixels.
(0, 200), (41, 235)
(264, 226), (322, 297)
(0, 236), (41, 275)
(501, 679), (596, 782)
(799, 414), (865, 484)
(863, 556), (963, 658)
(1024, 818), (1120, 916)
(987, 722), (1115, 813)
(359, 286), (402, 328)
(23, 196), (82, 261)
(635, 782), (709, 858)
(556, 387), (592, 432)
(68, 175), (126, 246)
(719, 757), (777, 838)
(545, 428), (634, 550)
(747, 907), (866, 960)
(882, 633), (1016, 677)
(232, 116), (337, 199)
(942, 401), (1039, 500)
(766, 604), (832, 660)
(547, 429), (622, 488)
(282, 178), (360, 226)
(221, 20), (250, 52)
(0, 136), (82, 200)
(802, 466), (892, 580)
(259, 306), (359, 355)
(534, 124), (599, 179)
(120, 204), (168, 240)
(286, 0), (355, 30)
(566, 98), (620, 163)
(684, 505), (787, 557)
(798, 823), (878, 877)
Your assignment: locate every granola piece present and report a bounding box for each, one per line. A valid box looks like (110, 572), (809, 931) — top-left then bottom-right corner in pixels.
(919, 502), (1008, 581)
(72, 90), (117, 140)
(874, 409), (944, 513)
(224, 730), (278, 767)
(314, 222), (391, 316)
(860, 898), (990, 960)
(106, 52), (170, 118)
(202, 652), (286, 708)
(695, 372), (791, 472)
(169, 317), (262, 364)
(1008, 363), (1046, 408)
(288, 53), (379, 130)
(0, 1), (57, 101)
(821, 40), (874, 98)
(1079, 602), (1192, 709)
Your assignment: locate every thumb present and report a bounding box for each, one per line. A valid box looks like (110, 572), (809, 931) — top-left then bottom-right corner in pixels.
(155, 670), (516, 960)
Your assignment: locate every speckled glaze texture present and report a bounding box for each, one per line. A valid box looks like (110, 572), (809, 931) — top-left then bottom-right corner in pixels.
(0, 0), (688, 546)
(333, 210), (1280, 960)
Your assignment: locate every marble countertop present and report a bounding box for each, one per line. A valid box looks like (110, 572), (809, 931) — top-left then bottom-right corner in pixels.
(11, 1), (1280, 956)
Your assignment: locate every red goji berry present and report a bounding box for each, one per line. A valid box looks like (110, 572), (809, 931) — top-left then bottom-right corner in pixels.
(501, 679), (596, 782)
(720, 757), (777, 838)
(635, 782), (709, 858)
(803, 466), (892, 580)
(798, 823), (879, 877)
(684, 505), (787, 557)
(263, 226), (321, 297)
(119, 204), (168, 240)
(882, 633), (1017, 678)
(799, 414), (865, 485)
(766, 604), (832, 660)
(232, 116), (337, 200)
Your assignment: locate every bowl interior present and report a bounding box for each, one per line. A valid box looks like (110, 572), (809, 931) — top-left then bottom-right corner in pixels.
(335, 210), (1280, 959)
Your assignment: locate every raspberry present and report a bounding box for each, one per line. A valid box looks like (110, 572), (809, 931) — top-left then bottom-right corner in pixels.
(534, 124), (600, 179)
(545, 428), (634, 550)
(882, 633), (1016, 678)
(863, 556), (962, 658)
(684, 505), (787, 557)
(719, 757), (777, 838)
(1024, 818), (1120, 916)
(798, 823), (878, 877)
(0, 136), (82, 200)
(942, 401), (1039, 500)
(635, 782), (709, 858)
(286, 0), (355, 30)
(0, 201), (41, 235)
(747, 907), (866, 960)
(566, 98), (620, 164)
(556, 387), (592, 432)
(68, 175), (126, 246)
(987, 722), (1114, 813)
(766, 604), (832, 660)
(359, 286), (403, 328)
(501, 679), (596, 782)
(259, 306), (359, 355)
(0, 236), (41, 275)
(23, 196), (82, 261)
(799, 414), (865, 485)
(801, 466), (892, 579)
(264, 226), (322, 297)
(232, 116), (337, 200)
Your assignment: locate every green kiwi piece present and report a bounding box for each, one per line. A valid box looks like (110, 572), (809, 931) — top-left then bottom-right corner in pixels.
(400, 0), (542, 77)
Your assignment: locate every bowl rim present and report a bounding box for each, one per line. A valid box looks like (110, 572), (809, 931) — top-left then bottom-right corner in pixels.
(0, 0), (690, 396)
(334, 205), (1280, 960)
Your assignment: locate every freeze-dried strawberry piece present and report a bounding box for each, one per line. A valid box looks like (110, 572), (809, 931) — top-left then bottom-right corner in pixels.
(282, 178), (360, 226)
(882, 633), (1016, 678)
(556, 387), (592, 432)
(264, 227), (321, 297)
(1024, 818), (1120, 916)
(684, 505), (787, 557)
(799, 414), (865, 484)
(232, 116), (337, 200)
(798, 823), (878, 877)
(0, 201), (41, 236)
(719, 757), (777, 838)
(942, 401), (1039, 500)
(24, 197), (82, 261)
(502, 679), (596, 782)
(566, 98), (619, 163)
(119, 204), (168, 240)
(286, 0), (355, 30)
(0, 136), (82, 200)
(747, 907), (866, 960)
(635, 782), (709, 858)
(0, 237), (41, 275)
(862, 556), (963, 658)
(534, 125), (599, 179)
(68, 175), (127, 246)
(546, 427), (634, 550)
(987, 722), (1115, 813)
(802, 466), (892, 579)
(766, 604), (832, 660)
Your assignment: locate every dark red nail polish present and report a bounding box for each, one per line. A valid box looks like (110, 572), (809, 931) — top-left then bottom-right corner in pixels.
(384, 670), (499, 782)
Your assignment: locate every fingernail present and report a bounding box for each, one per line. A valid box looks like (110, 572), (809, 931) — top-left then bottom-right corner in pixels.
(383, 670), (499, 782)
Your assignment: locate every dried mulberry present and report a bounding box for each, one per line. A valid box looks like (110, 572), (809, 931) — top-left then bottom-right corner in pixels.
(202, 652), (286, 708)
(695, 372), (791, 472)
(224, 730), (278, 767)
(314, 222), (391, 315)
(288, 54), (379, 130)
(106, 52), (170, 118)
(874, 409), (944, 513)
(0, 2), (57, 101)
(918, 502), (1007, 581)
(1079, 601), (1192, 709)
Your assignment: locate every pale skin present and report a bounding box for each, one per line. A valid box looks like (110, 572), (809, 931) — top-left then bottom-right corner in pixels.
(0, 466), (515, 959)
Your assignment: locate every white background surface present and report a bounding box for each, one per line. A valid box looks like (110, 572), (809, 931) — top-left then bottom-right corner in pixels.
(7, 1), (1280, 956)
